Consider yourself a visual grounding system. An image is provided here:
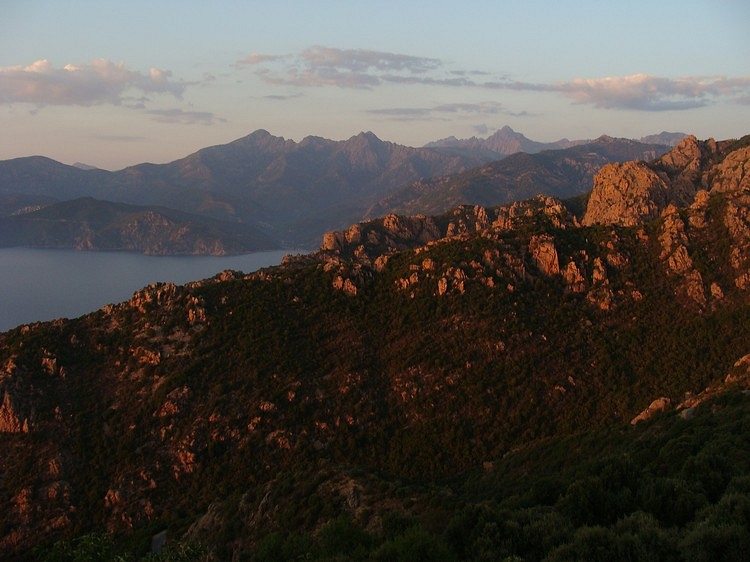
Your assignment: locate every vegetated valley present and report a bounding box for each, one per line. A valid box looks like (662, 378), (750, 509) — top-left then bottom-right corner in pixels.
(1, 135), (750, 561)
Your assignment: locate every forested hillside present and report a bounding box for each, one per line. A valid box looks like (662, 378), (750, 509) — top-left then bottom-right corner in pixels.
(0, 136), (749, 560)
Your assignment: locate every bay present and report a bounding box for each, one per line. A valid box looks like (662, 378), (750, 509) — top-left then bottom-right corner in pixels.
(0, 248), (296, 332)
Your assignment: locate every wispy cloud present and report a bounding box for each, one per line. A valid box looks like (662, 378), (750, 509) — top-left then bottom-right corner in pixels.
(94, 134), (147, 142)
(236, 53), (284, 66)
(300, 46), (440, 74)
(484, 73), (750, 111)
(239, 46), (442, 89)
(146, 108), (223, 125)
(550, 74), (750, 111)
(263, 92), (303, 101)
(0, 59), (184, 106)
(367, 101), (506, 121)
(241, 46), (750, 113)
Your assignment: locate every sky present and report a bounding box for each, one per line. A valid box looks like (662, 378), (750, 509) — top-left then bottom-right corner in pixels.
(0, 0), (748, 170)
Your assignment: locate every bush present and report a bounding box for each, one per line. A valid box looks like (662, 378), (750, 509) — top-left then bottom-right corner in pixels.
(372, 525), (454, 561)
(317, 515), (372, 560)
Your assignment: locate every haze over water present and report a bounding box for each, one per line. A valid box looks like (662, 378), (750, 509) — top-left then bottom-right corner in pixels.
(0, 248), (293, 332)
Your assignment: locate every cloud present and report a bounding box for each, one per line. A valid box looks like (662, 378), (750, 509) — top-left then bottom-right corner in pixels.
(240, 46), (443, 89)
(0, 59), (184, 107)
(237, 53), (283, 66)
(553, 74), (715, 111)
(264, 92), (303, 101)
(366, 107), (432, 120)
(146, 108), (223, 125)
(367, 101), (506, 121)
(94, 134), (147, 142)
(485, 73), (750, 112)
(240, 46), (750, 114)
(273, 66), (381, 88)
(381, 74), (477, 87)
(432, 102), (505, 114)
(300, 46), (440, 74)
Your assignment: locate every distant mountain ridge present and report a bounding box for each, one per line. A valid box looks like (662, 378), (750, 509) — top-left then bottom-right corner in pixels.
(368, 134), (671, 218)
(0, 128), (683, 252)
(425, 125), (687, 157)
(0, 197), (275, 255)
(425, 125), (583, 156)
(0, 131), (487, 250)
(638, 131), (689, 146)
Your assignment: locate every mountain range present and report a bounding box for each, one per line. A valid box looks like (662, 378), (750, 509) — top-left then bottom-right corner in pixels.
(0, 128), (678, 253)
(366, 134), (670, 218)
(1, 133), (748, 560)
(425, 126), (685, 157)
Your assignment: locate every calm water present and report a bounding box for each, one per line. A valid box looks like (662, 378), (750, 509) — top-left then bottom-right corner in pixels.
(0, 248), (297, 332)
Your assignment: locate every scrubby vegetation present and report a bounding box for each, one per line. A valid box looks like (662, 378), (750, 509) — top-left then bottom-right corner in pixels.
(3, 169), (750, 559)
(35, 391), (750, 561)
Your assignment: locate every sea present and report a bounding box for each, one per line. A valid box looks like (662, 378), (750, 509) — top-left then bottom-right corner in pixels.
(0, 247), (299, 332)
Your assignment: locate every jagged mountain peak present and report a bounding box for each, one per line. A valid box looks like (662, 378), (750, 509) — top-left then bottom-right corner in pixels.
(351, 130), (381, 141)
(425, 126), (584, 156)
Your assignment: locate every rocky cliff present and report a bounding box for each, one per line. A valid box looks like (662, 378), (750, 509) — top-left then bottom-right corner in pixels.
(583, 135), (750, 227)
(582, 135), (750, 308)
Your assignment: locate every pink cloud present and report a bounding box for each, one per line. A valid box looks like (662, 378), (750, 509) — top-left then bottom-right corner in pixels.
(0, 59), (184, 107)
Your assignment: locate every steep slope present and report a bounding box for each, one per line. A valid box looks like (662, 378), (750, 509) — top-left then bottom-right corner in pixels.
(367, 136), (670, 218)
(0, 136), (748, 560)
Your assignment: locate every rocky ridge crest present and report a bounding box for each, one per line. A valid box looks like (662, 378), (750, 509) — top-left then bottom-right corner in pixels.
(583, 135), (750, 226)
(582, 135), (750, 307)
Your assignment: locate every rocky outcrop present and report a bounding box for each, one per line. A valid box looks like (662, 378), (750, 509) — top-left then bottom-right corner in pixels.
(631, 397), (672, 425)
(528, 234), (559, 276)
(631, 351), (750, 425)
(493, 196), (573, 231)
(726, 353), (750, 387)
(563, 260), (586, 293)
(658, 205), (706, 307)
(581, 136), (750, 307)
(656, 135), (718, 197)
(118, 282), (207, 325)
(322, 214), (441, 258)
(0, 390), (29, 433)
(708, 146), (750, 193)
(720, 190), (750, 289)
(446, 205), (493, 237)
(584, 135), (749, 228)
(583, 161), (670, 226)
